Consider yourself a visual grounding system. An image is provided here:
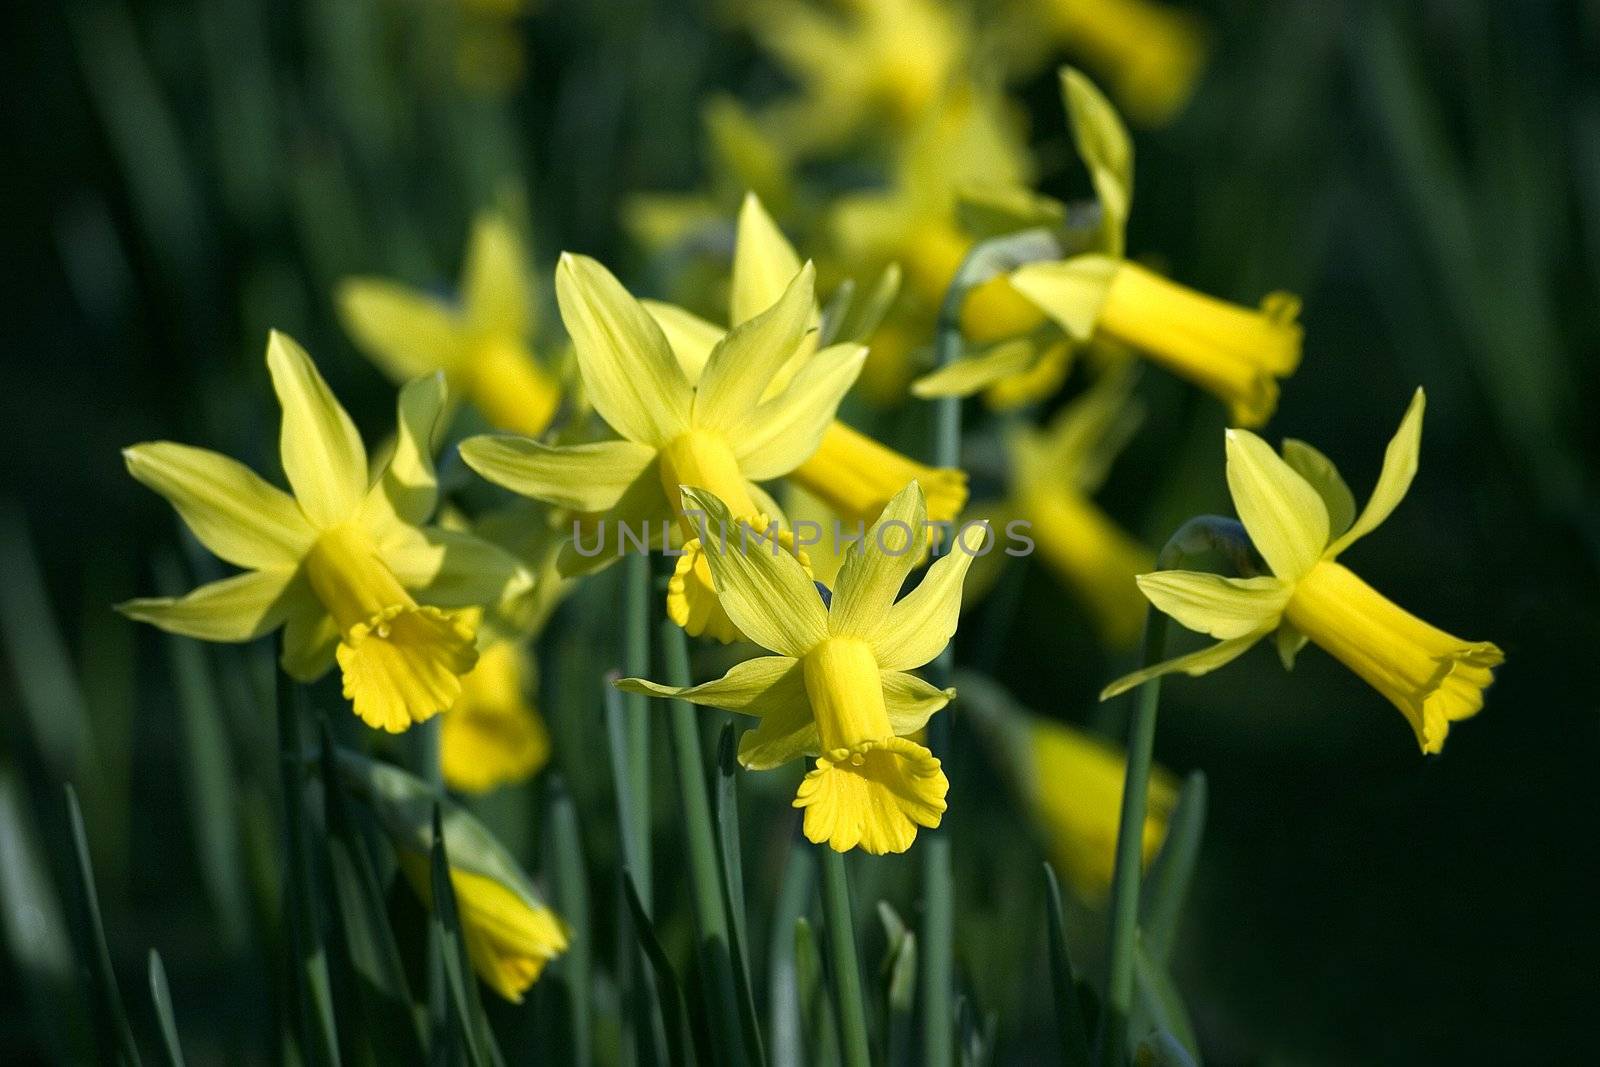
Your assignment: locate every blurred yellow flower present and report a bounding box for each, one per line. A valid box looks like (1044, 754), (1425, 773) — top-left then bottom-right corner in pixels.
(1104, 389), (1503, 753)
(339, 212), (562, 438)
(745, 0), (964, 153)
(618, 483), (982, 854)
(460, 251), (865, 641)
(1006, 371), (1153, 646)
(441, 637), (551, 795)
(120, 333), (525, 732)
(1029, 0), (1207, 126)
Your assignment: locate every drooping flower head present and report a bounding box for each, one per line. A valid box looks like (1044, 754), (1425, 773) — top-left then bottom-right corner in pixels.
(1103, 389), (1503, 753)
(120, 332), (526, 732)
(618, 482), (983, 855)
(460, 251), (867, 642)
(339, 211), (562, 437)
(924, 69), (1302, 426)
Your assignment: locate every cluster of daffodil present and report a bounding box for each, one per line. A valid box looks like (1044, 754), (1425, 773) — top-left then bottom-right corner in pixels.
(117, 28), (1504, 1015)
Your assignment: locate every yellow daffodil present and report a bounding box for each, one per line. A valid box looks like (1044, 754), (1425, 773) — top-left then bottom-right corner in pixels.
(120, 332), (525, 732)
(340, 753), (567, 1002)
(441, 629), (551, 795)
(1104, 389), (1504, 753)
(961, 672), (1175, 897)
(338, 212), (562, 438)
(745, 0), (964, 154)
(646, 194), (969, 536)
(1000, 371), (1153, 646)
(618, 482), (982, 854)
(1023, 0), (1207, 127)
(943, 69), (1301, 427)
(459, 251), (866, 642)
(828, 84), (1045, 401)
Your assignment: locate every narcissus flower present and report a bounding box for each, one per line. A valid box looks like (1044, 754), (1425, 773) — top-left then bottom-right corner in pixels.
(340, 752), (568, 1002)
(1031, 0), (1207, 126)
(996, 371), (1153, 646)
(646, 194), (968, 534)
(338, 212), (562, 437)
(1103, 389), (1503, 753)
(460, 251), (866, 641)
(961, 672), (1175, 897)
(746, 0), (964, 154)
(120, 332), (525, 732)
(618, 483), (982, 854)
(441, 631), (551, 795)
(958, 69), (1300, 427)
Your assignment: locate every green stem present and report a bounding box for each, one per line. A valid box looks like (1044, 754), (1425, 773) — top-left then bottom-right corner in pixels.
(622, 550), (652, 904)
(662, 623), (752, 1067)
(819, 849), (871, 1067)
(1100, 609), (1168, 1066)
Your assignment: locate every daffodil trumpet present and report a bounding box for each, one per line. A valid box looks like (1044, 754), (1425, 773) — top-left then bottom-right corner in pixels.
(616, 482), (983, 855)
(1103, 389), (1503, 754)
(120, 332), (526, 732)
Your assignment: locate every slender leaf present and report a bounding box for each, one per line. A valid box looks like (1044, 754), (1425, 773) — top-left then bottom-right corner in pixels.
(877, 904), (917, 1067)
(768, 832), (817, 1067)
(1132, 942), (1200, 1064)
(794, 917), (840, 1067)
(64, 784), (141, 1066)
(818, 848), (870, 1067)
(147, 951), (185, 1067)
(1042, 864), (1092, 1067)
(622, 867), (699, 1067)
(428, 804), (488, 1067)
(544, 775), (593, 1067)
(1139, 772), (1207, 965)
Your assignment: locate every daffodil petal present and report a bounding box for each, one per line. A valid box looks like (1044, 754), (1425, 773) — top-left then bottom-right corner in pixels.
(731, 192), (804, 326)
(118, 568), (302, 642)
(555, 475), (673, 577)
(1008, 256), (1121, 341)
(363, 373), (447, 529)
(463, 213), (531, 338)
(1135, 571), (1291, 639)
(378, 526), (529, 609)
(555, 254), (691, 446)
(1282, 438), (1356, 537)
(882, 670), (955, 736)
(615, 654), (803, 719)
(282, 608), (339, 681)
(679, 486), (828, 657)
(459, 436), (658, 513)
(1099, 631), (1268, 701)
(1224, 428), (1329, 581)
(123, 442), (314, 568)
(732, 343), (867, 480)
(830, 482), (927, 638)
(695, 262), (816, 430)
(267, 330), (368, 527)
(1061, 68), (1134, 247)
(910, 338), (1040, 399)
(336, 279), (463, 380)
(870, 521), (987, 671)
(1326, 388), (1425, 559)
(643, 300), (723, 382)
(1274, 619), (1309, 670)
(737, 695), (820, 770)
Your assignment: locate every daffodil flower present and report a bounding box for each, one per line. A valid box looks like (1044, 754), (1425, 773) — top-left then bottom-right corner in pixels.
(440, 624), (551, 795)
(829, 85), (1046, 401)
(338, 212), (562, 437)
(961, 672), (1175, 898)
(1103, 389), (1504, 753)
(618, 482), (982, 855)
(745, 0), (963, 154)
(120, 332), (526, 732)
(990, 370), (1154, 646)
(1029, 0), (1207, 127)
(459, 251), (866, 642)
(933, 69), (1301, 426)
(645, 194), (968, 539)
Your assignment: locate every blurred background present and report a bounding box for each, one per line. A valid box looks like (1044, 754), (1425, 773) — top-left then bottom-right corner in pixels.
(2, 0), (1597, 1062)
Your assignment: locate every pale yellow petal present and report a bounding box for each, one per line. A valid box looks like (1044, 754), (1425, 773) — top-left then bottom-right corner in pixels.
(732, 343), (867, 480)
(377, 526), (529, 610)
(829, 482), (927, 638)
(869, 521), (988, 671)
(459, 436), (658, 512)
(1282, 438), (1356, 537)
(1135, 571), (1291, 639)
(555, 254), (692, 446)
(1326, 388), (1425, 559)
(881, 670), (955, 736)
(118, 568), (302, 642)
(463, 213), (531, 338)
(1061, 68), (1134, 248)
(1099, 631), (1268, 701)
(910, 338), (1039, 399)
(1224, 428), (1329, 581)
(643, 300), (724, 381)
(731, 192), (806, 326)
(1008, 256), (1121, 341)
(363, 373), (447, 528)
(678, 486), (828, 657)
(336, 279), (463, 381)
(282, 607), (339, 681)
(266, 330), (368, 527)
(695, 262), (816, 430)
(123, 442), (314, 568)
